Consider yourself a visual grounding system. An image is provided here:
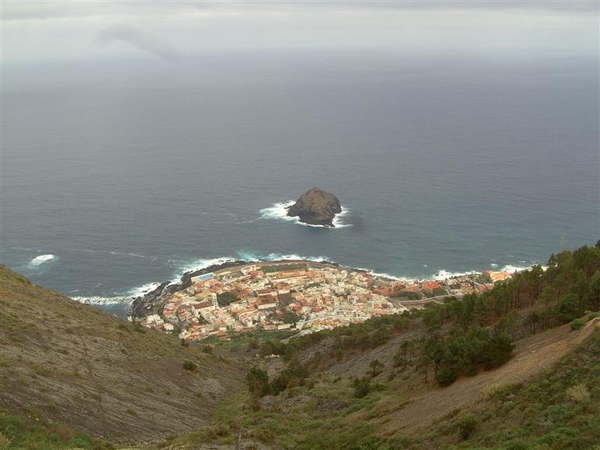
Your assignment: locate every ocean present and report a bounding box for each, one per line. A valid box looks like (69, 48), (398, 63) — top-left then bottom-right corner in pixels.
(3, 51), (598, 316)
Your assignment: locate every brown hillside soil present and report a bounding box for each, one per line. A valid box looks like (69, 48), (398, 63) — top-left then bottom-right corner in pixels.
(0, 266), (245, 444)
(374, 318), (599, 438)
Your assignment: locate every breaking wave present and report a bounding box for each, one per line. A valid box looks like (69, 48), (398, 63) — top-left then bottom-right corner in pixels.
(259, 201), (352, 228)
(128, 281), (163, 297)
(71, 281), (162, 307)
(430, 269), (481, 281)
(27, 254), (58, 268)
(235, 250), (331, 263)
(175, 256), (240, 279)
(350, 265), (414, 282)
(71, 295), (133, 306)
(429, 262), (542, 281)
(500, 263), (544, 273)
(174, 252), (332, 280)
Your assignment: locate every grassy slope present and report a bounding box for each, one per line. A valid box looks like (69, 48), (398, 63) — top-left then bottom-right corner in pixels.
(0, 265), (244, 445)
(372, 318), (600, 437)
(417, 321), (600, 450)
(153, 321), (600, 450)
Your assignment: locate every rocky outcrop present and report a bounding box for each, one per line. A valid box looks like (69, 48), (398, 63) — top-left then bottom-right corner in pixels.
(287, 187), (342, 227)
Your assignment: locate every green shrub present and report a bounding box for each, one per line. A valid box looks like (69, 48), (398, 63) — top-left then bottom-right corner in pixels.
(350, 436), (392, 450)
(503, 440), (530, 450)
(0, 433), (12, 450)
(539, 427), (578, 445)
(457, 414), (477, 440)
(354, 378), (371, 398)
(480, 383), (502, 401)
(566, 384), (590, 403)
(436, 367), (458, 387)
(252, 427), (275, 443)
(182, 360), (197, 371)
(368, 359), (384, 378)
(570, 318), (586, 331)
(68, 432), (94, 449)
(132, 322), (146, 333)
(246, 367), (270, 397)
(217, 291), (239, 307)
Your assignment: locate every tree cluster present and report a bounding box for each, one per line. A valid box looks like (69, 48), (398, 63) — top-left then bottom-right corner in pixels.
(216, 291), (239, 307)
(420, 327), (515, 386)
(245, 358), (309, 399)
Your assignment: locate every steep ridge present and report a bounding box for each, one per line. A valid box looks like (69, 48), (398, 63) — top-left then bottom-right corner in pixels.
(0, 266), (244, 443)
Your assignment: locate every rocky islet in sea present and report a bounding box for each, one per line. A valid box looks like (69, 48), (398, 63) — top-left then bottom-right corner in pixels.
(286, 187), (342, 227)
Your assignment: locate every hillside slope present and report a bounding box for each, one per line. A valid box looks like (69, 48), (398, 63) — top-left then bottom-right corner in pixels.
(0, 265), (244, 443)
(284, 318), (598, 434)
(165, 244), (599, 449)
(414, 321), (600, 449)
(374, 317), (599, 436)
(150, 320), (599, 450)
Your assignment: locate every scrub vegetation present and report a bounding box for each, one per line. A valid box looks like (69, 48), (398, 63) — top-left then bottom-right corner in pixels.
(1, 243), (599, 449)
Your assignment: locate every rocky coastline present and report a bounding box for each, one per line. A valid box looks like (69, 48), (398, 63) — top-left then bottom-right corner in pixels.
(129, 260), (248, 318)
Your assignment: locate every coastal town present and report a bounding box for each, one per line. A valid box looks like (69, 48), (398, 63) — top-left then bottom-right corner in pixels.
(136, 261), (515, 341)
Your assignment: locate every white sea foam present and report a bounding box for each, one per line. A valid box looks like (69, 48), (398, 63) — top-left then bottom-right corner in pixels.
(177, 256), (240, 274)
(350, 266), (414, 282)
(332, 207), (352, 228)
(128, 281), (162, 297)
(181, 252), (413, 283)
(171, 256), (241, 285)
(71, 295), (132, 306)
(71, 281), (163, 306)
(109, 250), (153, 259)
(500, 264), (541, 273)
(430, 269), (481, 281)
(236, 250), (331, 263)
(28, 254), (58, 267)
(175, 253), (333, 281)
(259, 201), (352, 228)
(428, 263), (545, 281)
(259, 201), (296, 222)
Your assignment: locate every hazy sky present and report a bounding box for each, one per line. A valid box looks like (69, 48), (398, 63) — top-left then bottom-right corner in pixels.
(2, 1), (599, 65)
